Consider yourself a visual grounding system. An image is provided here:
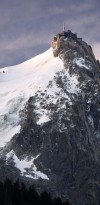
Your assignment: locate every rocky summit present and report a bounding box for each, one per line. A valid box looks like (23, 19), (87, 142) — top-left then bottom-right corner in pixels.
(0, 29), (100, 205)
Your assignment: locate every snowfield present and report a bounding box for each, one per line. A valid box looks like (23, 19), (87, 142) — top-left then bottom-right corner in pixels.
(6, 150), (49, 180)
(0, 48), (79, 147)
(0, 48), (63, 147)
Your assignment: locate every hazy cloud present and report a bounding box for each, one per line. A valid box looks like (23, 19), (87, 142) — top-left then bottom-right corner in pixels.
(0, 0), (99, 67)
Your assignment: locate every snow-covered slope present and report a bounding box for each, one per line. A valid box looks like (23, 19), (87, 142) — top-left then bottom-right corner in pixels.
(0, 48), (64, 147)
(0, 30), (100, 205)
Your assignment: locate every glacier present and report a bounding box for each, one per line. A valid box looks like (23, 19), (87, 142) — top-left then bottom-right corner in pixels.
(0, 48), (79, 147)
(0, 48), (63, 147)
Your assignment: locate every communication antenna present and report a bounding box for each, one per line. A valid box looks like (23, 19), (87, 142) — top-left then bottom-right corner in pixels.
(63, 23), (65, 31)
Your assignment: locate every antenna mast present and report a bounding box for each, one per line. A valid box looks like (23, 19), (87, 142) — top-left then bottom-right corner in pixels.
(63, 23), (65, 31)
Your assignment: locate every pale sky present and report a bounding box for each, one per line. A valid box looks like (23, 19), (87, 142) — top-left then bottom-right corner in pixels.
(0, 0), (100, 67)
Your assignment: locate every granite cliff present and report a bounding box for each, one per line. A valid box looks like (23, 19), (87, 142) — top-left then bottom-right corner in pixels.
(0, 30), (100, 205)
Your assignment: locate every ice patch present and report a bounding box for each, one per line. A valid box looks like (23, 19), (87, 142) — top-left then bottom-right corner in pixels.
(37, 115), (50, 125)
(65, 71), (79, 93)
(74, 58), (91, 70)
(88, 115), (94, 127)
(6, 150), (49, 180)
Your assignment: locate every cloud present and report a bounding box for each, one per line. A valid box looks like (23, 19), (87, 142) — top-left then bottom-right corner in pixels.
(0, 0), (99, 67)
(0, 30), (51, 52)
(0, 29), (51, 67)
(70, 0), (96, 12)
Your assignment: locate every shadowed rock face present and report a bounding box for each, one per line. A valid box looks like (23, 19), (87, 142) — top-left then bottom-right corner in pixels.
(1, 31), (100, 205)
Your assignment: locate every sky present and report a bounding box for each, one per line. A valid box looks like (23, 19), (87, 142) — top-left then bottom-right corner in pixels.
(0, 0), (100, 68)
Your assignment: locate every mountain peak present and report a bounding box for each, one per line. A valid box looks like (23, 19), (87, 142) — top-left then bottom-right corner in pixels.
(51, 29), (100, 85)
(51, 29), (96, 64)
(0, 31), (100, 205)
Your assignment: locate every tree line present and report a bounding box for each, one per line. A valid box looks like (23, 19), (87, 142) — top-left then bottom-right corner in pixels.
(0, 179), (71, 205)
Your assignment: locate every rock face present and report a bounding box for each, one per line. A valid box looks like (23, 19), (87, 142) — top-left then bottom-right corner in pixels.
(0, 30), (100, 205)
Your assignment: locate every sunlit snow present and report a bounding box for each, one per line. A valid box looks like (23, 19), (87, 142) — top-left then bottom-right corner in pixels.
(0, 48), (80, 147)
(0, 48), (63, 147)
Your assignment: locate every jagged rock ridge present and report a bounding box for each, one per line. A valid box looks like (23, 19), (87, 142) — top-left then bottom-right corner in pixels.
(0, 29), (100, 205)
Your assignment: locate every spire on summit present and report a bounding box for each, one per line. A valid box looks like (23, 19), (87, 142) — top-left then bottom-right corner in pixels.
(63, 23), (65, 32)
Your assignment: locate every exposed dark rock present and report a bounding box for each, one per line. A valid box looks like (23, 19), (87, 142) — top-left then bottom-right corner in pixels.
(1, 30), (100, 205)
